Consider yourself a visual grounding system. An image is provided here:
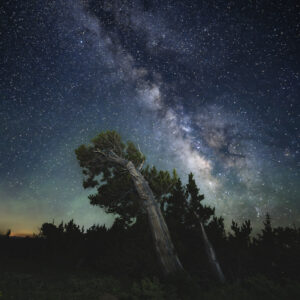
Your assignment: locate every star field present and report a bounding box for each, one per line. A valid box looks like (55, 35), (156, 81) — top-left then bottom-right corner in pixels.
(0, 0), (299, 234)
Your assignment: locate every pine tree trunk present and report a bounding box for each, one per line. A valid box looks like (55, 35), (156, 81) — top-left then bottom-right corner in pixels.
(125, 161), (184, 275)
(98, 150), (183, 275)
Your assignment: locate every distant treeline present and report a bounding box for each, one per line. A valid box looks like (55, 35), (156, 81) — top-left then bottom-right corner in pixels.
(1, 175), (299, 282)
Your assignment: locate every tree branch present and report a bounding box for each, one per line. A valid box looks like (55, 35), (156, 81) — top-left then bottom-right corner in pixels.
(138, 159), (145, 171)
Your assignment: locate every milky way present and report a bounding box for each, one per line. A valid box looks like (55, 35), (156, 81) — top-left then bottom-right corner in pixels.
(1, 0), (299, 234)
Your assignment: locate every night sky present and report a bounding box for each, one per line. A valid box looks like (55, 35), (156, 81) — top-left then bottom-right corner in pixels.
(1, 0), (299, 235)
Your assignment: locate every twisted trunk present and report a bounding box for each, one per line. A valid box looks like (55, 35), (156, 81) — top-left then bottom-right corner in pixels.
(126, 161), (183, 274)
(103, 151), (183, 274)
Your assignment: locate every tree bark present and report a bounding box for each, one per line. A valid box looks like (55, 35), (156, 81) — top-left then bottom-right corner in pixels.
(126, 161), (184, 275)
(98, 150), (184, 275)
(194, 212), (225, 283)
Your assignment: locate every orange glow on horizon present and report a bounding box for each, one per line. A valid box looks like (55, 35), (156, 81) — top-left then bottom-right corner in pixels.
(10, 231), (35, 238)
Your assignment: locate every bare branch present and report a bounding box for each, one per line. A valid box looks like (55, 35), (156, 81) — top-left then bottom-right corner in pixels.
(138, 143), (142, 154)
(94, 149), (107, 156)
(108, 150), (119, 158)
(138, 159), (145, 171)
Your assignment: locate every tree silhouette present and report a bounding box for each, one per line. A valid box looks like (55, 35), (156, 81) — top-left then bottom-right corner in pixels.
(75, 130), (183, 275)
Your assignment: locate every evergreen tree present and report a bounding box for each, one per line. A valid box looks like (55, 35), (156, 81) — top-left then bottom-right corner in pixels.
(75, 130), (183, 275)
(185, 173), (215, 229)
(229, 219), (252, 248)
(164, 177), (188, 227)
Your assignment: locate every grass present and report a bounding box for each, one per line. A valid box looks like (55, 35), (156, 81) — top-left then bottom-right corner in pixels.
(0, 272), (299, 300)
